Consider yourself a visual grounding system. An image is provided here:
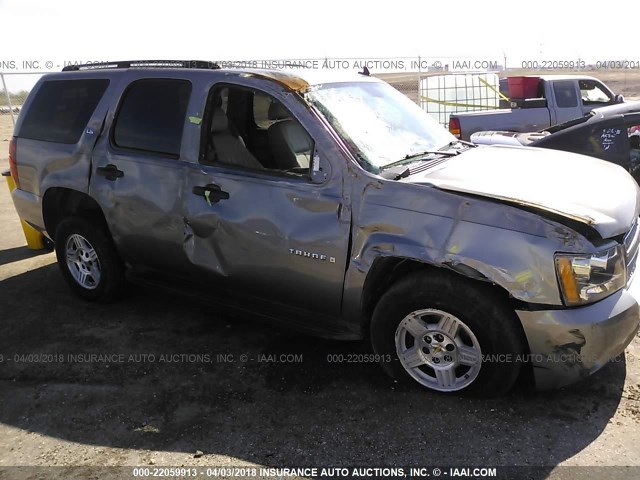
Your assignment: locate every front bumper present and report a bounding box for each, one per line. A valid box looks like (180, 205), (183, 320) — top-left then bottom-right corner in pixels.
(516, 289), (639, 390)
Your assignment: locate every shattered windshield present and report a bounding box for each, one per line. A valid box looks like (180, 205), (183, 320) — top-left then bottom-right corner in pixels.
(306, 82), (455, 171)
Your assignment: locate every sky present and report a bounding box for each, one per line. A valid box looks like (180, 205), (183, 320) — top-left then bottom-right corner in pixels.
(1, 0), (639, 91)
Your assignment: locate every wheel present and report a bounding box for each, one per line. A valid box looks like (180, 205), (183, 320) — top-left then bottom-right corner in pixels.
(371, 270), (526, 396)
(54, 216), (125, 303)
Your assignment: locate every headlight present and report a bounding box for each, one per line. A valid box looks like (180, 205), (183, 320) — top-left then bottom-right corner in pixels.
(555, 245), (626, 306)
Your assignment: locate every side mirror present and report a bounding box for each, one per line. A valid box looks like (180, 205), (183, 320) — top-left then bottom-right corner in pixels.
(615, 94), (625, 103)
(310, 149), (331, 184)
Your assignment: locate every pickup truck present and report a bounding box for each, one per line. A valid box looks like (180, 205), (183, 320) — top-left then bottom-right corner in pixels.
(449, 75), (624, 141)
(470, 101), (640, 185)
(7, 61), (640, 395)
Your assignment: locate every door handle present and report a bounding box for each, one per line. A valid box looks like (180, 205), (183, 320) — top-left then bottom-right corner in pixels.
(192, 184), (230, 205)
(96, 164), (124, 181)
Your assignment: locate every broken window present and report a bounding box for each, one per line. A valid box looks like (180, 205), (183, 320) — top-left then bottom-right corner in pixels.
(200, 85), (313, 176)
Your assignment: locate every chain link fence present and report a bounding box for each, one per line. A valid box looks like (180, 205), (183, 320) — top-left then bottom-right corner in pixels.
(4, 58), (640, 133)
(0, 72), (43, 127)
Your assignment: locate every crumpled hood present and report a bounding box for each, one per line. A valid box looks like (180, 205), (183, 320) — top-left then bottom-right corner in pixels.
(408, 145), (640, 238)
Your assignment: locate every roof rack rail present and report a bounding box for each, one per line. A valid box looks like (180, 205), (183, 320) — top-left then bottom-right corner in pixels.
(62, 60), (220, 72)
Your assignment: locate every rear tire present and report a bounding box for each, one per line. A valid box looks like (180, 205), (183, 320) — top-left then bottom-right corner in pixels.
(54, 216), (125, 303)
(371, 270), (526, 396)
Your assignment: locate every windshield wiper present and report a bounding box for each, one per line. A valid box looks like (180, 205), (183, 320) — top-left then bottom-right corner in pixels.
(381, 150), (457, 171)
(440, 139), (477, 150)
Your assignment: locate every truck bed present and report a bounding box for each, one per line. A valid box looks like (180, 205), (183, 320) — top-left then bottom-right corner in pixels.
(452, 108), (552, 141)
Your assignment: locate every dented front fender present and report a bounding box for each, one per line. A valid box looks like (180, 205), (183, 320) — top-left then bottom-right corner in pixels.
(343, 178), (597, 326)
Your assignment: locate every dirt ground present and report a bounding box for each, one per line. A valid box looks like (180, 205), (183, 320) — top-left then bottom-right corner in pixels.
(2, 81), (640, 479)
(0, 115), (15, 145)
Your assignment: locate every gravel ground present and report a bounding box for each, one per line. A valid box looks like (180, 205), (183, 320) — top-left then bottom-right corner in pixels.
(2, 95), (640, 480)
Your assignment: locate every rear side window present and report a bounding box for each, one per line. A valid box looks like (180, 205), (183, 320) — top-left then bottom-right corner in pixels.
(19, 79), (109, 144)
(113, 79), (191, 157)
(553, 81), (578, 108)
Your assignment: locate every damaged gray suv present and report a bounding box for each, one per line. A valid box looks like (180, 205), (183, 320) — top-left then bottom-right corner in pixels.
(8, 60), (640, 395)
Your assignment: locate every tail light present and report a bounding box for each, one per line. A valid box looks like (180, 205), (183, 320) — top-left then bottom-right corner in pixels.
(448, 118), (461, 139)
(9, 136), (19, 189)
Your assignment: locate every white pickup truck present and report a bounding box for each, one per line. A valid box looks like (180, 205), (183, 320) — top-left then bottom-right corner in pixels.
(448, 75), (624, 141)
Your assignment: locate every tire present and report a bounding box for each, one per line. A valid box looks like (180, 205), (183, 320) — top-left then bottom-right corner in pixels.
(371, 270), (526, 396)
(54, 216), (125, 303)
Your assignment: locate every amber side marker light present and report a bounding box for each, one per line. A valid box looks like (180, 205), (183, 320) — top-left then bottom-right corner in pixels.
(556, 256), (581, 306)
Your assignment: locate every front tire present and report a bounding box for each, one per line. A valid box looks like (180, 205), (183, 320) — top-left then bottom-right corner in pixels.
(371, 270), (526, 396)
(54, 216), (125, 303)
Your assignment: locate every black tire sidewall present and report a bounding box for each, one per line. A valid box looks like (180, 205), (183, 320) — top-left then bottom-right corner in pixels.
(54, 217), (124, 303)
(371, 270), (526, 396)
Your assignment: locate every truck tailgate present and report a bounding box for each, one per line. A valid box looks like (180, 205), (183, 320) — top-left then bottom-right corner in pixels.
(453, 108), (552, 141)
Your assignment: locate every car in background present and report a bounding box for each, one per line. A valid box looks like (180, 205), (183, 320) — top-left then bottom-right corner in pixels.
(471, 101), (640, 183)
(449, 75), (624, 141)
(0, 106), (21, 114)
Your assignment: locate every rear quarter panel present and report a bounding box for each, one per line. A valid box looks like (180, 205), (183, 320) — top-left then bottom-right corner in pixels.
(13, 74), (122, 197)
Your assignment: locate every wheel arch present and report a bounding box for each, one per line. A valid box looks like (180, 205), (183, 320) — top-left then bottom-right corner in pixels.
(361, 256), (524, 331)
(42, 187), (108, 240)
(364, 256), (534, 393)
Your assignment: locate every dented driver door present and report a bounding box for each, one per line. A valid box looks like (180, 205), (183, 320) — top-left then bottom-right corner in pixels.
(181, 158), (351, 317)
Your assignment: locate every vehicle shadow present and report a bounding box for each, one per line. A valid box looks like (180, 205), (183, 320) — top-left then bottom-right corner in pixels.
(0, 245), (50, 267)
(0, 264), (628, 476)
